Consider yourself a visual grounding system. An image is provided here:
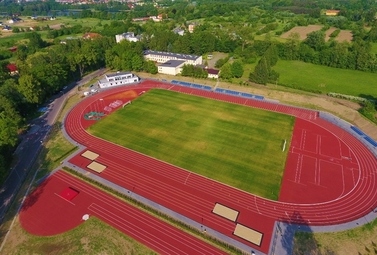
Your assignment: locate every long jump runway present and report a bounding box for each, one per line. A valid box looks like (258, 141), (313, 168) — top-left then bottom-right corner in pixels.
(21, 80), (377, 254)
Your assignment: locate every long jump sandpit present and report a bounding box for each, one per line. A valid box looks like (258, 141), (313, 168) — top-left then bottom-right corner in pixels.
(81, 150), (99, 160)
(87, 161), (106, 173)
(212, 203), (239, 222)
(233, 223), (263, 246)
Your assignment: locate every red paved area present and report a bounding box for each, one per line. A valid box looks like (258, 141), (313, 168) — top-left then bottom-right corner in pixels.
(21, 80), (377, 254)
(19, 171), (227, 255)
(279, 118), (360, 203)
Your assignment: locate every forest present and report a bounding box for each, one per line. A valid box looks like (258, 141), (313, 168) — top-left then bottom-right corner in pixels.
(0, 0), (377, 181)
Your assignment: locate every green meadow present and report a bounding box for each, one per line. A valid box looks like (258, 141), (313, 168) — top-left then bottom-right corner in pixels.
(274, 60), (377, 98)
(88, 89), (295, 200)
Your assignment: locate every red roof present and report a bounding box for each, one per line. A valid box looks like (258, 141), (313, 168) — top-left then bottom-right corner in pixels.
(206, 68), (220, 75)
(6, 63), (17, 72)
(8, 46), (17, 52)
(82, 32), (101, 39)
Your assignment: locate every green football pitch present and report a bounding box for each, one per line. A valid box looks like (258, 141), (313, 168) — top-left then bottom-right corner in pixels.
(88, 89), (295, 200)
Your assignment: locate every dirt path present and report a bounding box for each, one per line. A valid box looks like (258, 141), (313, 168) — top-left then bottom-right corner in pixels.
(137, 72), (377, 140)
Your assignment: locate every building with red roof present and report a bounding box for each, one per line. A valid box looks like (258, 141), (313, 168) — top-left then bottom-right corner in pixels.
(6, 63), (18, 75)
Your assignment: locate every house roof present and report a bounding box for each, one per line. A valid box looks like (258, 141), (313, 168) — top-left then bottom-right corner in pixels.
(206, 68), (219, 75)
(158, 60), (185, 68)
(82, 32), (101, 39)
(144, 50), (200, 61)
(7, 63), (17, 72)
(326, 10), (340, 14)
(106, 72), (133, 78)
(8, 46), (17, 52)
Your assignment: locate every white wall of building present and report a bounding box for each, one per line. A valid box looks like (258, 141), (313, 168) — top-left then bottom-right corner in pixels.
(158, 65), (183, 76)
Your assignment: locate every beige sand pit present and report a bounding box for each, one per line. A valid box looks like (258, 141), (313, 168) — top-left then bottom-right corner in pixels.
(212, 203), (239, 222)
(87, 161), (106, 173)
(81, 150), (99, 160)
(234, 224), (263, 246)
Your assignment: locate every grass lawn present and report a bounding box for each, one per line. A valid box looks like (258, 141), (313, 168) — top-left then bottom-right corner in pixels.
(274, 60), (377, 98)
(88, 89), (294, 200)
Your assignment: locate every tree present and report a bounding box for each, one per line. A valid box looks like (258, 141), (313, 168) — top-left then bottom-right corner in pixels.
(305, 30), (325, 51)
(66, 40), (99, 77)
(231, 61), (244, 78)
(249, 57), (269, 85)
(18, 74), (43, 104)
(131, 55), (144, 71)
(25, 53), (68, 95)
(215, 57), (229, 68)
(219, 63), (233, 80)
(0, 95), (21, 148)
(27, 32), (46, 53)
(0, 61), (10, 82)
(16, 44), (28, 61)
(280, 32), (300, 60)
(264, 44), (279, 67)
(0, 79), (27, 116)
(367, 25), (377, 42)
(172, 33), (192, 54)
(181, 64), (207, 78)
(143, 60), (157, 74)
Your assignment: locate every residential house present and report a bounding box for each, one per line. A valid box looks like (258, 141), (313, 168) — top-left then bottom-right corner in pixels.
(2, 25), (11, 31)
(325, 10), (340, 16)
(132, 17), (150, 22)
(82, 32), (101, 40)
(7, 18), (17, 24)
(6, 63), (18, 75)
(115, 32), (140, 43)
(188, 24), (195, 33)
(173, 27), (185, 36)
(206, 68), (220, 79)
(8, 46), (17, 52)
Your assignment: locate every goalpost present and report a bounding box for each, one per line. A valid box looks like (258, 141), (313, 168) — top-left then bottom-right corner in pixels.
(282, 139), (287, 152)
(122, 101), (131, 108)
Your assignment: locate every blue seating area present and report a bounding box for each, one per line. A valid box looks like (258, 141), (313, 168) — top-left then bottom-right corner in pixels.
(171, 80), (212, 91)
(351, 126), (366, 136)
(214, 88), (264, 100)
(171, 80), (265, 100)
(254, 95), (264, 100)
(364, 136), (377, 147)
(350, 126), (377, 147)
(240, 92), (254, 99)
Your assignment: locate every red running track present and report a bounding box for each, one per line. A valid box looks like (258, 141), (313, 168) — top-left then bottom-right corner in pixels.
(62, 81), (377, 252)
(19, 170), (227, 255)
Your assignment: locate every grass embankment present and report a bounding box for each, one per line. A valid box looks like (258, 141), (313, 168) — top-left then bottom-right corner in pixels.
(88, 89), (294, 200)
(294, 219), (377, 255)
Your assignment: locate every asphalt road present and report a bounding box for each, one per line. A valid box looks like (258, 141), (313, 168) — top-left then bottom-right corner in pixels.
(0, 68), (106, 224)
